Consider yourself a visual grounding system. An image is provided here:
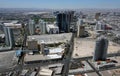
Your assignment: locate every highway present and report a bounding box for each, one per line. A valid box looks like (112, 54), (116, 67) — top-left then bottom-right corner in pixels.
(62, 33), (74, 76)
(86, 60), (102, 76)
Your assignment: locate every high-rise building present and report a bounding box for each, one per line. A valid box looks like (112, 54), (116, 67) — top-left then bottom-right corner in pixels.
(57, 11), (74, 33)
(95, 21), (106, 31)
(38, 20), (46, 34)
(28, 19), (35, 35)
(77, 26), (85, 37)
(77, 19), (85, 37)
(93, 36), (109, 61)
(4, 27), (15, 47)
(77, 18), (83, 27)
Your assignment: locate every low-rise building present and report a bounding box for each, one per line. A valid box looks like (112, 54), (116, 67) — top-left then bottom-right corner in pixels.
(39, 68), (53, 76)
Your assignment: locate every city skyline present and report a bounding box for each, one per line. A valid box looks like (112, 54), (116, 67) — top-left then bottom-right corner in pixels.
(0, 0), (120, 9)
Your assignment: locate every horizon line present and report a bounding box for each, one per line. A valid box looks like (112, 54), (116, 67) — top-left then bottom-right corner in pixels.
(0, 7), (120, 10)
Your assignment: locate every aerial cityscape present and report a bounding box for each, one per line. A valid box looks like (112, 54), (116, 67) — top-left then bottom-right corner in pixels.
(0, 0), (120, 76)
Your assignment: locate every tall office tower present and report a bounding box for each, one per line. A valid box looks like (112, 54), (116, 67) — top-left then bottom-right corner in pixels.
(38, 20), (46, 34)
(93, 36), (109, 61)
(77, 26), (85, 37)
(57, 12), (71, 33)
(4, 27), (14, 47)
(28, 19), (35, 35)
(95, 21), (106, 31)
(65, 11), (74, 25)
(77, 19), (84, 37)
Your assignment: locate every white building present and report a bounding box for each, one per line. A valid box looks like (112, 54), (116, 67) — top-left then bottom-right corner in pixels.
(38, 19), (46, 34)
(28, 19), (35, 35)
(46, 24), (59, 34)
(39, 68), (53, 76)
(77, 18), (84, 27)
(95, 21), (105, 31)
(4, 22), (22, 28)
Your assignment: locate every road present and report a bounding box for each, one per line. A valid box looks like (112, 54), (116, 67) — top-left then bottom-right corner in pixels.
(62, 33), (74, 76)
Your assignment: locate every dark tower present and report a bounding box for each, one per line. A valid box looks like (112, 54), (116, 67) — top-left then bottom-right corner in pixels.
(57, 13), (70, 33)
(93, 36), (109, 61)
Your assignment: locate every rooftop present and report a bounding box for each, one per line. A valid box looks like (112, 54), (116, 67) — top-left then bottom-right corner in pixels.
(27, 33), (72, 44)
(24, 54), (62, 62)
(0, 51), (18, 70)
(3, 22), (22, 28)
(39, 68), (53, 76)
(47, 24), (58, 28)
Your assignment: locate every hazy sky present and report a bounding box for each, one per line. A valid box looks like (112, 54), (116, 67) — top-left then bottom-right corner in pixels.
(0, 0), (120, 9)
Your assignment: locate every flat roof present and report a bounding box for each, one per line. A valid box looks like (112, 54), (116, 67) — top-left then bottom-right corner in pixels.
(27, 33), (72, 44)
(39, 68), (53, 76)
(47, 54), (62, 59)
(49, 48), (64, 54)
(24, 54), (62, 62)
(72, 38), (120, 58)
(47, 24), (58, 28)
(24, 54), (47, 62)
(4, 23), (21, 26)
(0, 51), (18, 69)
(20, 69), (28, 76)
